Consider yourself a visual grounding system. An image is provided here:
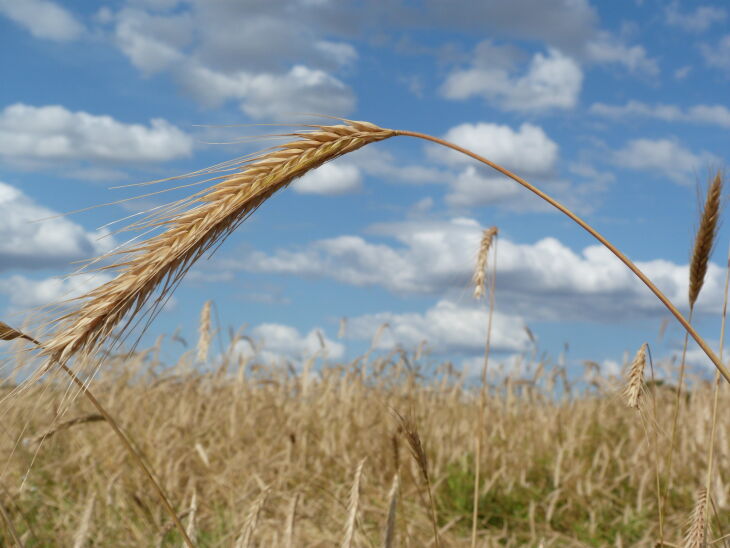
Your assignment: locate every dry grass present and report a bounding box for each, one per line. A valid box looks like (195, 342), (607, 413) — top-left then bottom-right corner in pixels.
(1, 337), (729, 546)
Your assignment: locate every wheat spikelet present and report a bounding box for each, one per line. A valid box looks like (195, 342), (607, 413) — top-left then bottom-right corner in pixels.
(394, 410), (441, 547)
(473, 226), (498, 299)
(72, 492), (96, 548)
(40, 121), (395, 367)
(624, 343), (648, 409)
(684, 488), (708, 548)
(196, 300), (212, 363)
(689, 171), (723, 308)
(341, 458), (366, 548)
(283, 493), (299, 548)
(236, 487), (269, 548)
(383, 473), (399, 548)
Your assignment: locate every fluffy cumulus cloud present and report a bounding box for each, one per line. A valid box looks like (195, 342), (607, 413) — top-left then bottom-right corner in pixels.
(613, 139), (717, 184)
(104, 4), (357, 120)
(591, 101), (730, 129)
(178, 64), (355, 120)
(292, 161), (361, 195)
(421, 122), (598, 211)
(428, 122), (558, 175)
(233, 218), (725, 322)
(665, 2), (726, 32)
(233, 323), (344, 363)
(0, 0), (84, 41)
(0, 181), (114, 271)
(441, 47), (583, 112)
(349, 299), (530, 355)
(0, 272), (112, 311)
(0, 103), (193, 168)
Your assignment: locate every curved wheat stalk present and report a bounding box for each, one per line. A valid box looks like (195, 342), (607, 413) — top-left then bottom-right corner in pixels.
(34, 120), (729, 387)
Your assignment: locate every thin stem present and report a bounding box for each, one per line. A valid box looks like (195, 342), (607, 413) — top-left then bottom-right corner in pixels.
(393, 129), (730, 385)
(664, 307), (694, 521)
(705, 245), (730, 523)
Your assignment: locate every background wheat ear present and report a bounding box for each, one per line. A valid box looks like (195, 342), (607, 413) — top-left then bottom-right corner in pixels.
(473, 227), (498, 300)
(689, 170), (723, 308)
(624, 343), (648, 409)
(196, 300), (212, 363)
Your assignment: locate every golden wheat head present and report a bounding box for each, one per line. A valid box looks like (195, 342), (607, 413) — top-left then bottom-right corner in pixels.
(40, 121), (395, 366)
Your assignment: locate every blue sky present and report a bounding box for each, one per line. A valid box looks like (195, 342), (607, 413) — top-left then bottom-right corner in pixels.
(1, 0), (729, 378)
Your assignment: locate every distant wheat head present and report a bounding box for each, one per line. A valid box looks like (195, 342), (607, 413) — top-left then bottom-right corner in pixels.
(197, 300), (212, 362)
(684, 487), (708, 548)
(473, 226), (498, 299)
(689, 171), (723, 308)
(40, 121), (395, 367)
(624, 343), (647, 409)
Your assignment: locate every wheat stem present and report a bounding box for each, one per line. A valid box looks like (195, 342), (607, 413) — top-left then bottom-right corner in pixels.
(393, 129), (730, 385)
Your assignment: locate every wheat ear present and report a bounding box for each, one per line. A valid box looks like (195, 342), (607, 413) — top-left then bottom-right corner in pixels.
(689, 171), (723, 308)
(41, 121), (394, 366)
(394, 410), (441, 548)
(383, 474), (399, 548)
(472, 227), (498, 299)
(341, 458), (366, 548)
(196, 300), (212, 363)
(685, 488), (708, 548)
(624, 343), (648, 409)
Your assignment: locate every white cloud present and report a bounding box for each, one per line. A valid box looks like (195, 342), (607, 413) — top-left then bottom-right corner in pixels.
(233, 323), (344, 363)
(177, 63), (355, 120)
(613, 139), (717, 184)
(114, 7), (191, 73)
(585, 32), (659, 76)
(0, 272), (113, 311)
(107, 5), (357, 120)
(428, 122), (558, 176)
(292, 162), (361, 195)
(0, 103), (193, 167)
(441, 48), (582, 112)
(443, 166), (577, 212)
(234, 218), (725, 322)
(349, 299), (529, 355)
(0, 181), (114, 271)
(665, 2), (726, 32)
(0, 0), (84, 41)
(701, 35), (730, 73)
(590, 100), (730, 128)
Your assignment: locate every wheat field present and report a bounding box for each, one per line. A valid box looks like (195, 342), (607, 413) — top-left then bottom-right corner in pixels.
(0, 122), (728, 547)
